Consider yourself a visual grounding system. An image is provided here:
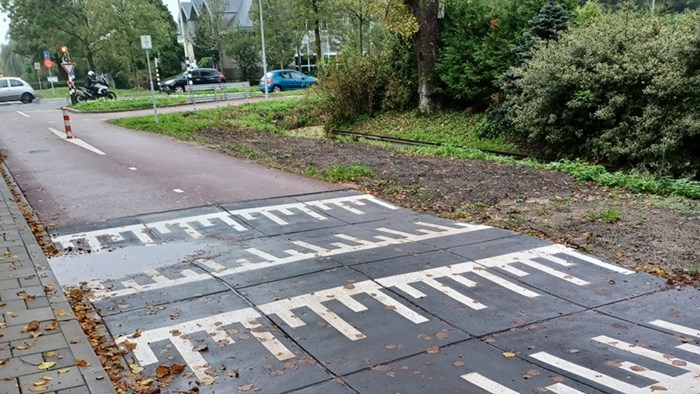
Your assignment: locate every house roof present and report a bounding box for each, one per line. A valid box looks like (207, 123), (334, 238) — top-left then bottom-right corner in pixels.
(180, 0), (253, 29)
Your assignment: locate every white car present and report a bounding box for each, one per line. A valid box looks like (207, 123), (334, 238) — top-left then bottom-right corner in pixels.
(0, 77), (36, 103)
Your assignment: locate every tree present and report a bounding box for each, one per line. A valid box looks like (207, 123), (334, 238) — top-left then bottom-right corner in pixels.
(403, 0), (440, 114)
(0, 41), (25, 77)
(192, 0), (227, 68)
(514, 0), (571, 63)
(222, 29), (259, 81)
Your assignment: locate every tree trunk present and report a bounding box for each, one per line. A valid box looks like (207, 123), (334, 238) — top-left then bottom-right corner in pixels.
(404, 0), (439, 115)
(312, 0), (323, 68)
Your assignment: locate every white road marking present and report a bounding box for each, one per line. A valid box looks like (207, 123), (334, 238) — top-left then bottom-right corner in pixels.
(530, 352), (640, 392)
(116, 307), (294, 382)
(128, 167), (137, 171)
(173, 188), (185, 193)
(48, 127), (106, 155)
(461, 373), (519, 393)
(545, 383), (586, 394)
(530, 329), (700, 393)
(649, 319), (700, 338)
(16, 110), (29, 118)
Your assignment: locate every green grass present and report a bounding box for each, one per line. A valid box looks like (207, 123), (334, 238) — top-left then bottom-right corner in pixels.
(73, 96), (187, 111)
(345, 111), (515, 152)
(600, 208), (622, 223)
(109, 97), (313, 139)
(321, 164), (375, 183)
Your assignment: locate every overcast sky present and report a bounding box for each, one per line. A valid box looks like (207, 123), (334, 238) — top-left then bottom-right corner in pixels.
(0, 1), (181, 45)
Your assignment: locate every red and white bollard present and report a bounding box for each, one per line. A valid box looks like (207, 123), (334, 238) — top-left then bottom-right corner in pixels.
(62, 107), (73, 139)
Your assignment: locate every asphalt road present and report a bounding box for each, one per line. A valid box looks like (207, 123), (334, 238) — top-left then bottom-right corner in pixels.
(0, 98), (338, 226)
(1, 99), (698, 393)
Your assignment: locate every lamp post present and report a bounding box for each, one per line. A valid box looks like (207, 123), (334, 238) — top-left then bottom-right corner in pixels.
(258, 0), (268, 100)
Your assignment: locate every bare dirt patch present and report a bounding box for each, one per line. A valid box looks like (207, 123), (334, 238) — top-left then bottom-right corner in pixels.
(199, 126), (700, 287)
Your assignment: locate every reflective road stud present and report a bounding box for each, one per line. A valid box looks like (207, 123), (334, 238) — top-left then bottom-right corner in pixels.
(62, 107), (73, 139)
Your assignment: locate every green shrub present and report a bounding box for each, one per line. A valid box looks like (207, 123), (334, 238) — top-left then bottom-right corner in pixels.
(505, 7), (700, 179)
(435, 0), (564, 108)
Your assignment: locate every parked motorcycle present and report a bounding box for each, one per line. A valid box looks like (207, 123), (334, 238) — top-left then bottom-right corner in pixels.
(75, 74), (117, 102)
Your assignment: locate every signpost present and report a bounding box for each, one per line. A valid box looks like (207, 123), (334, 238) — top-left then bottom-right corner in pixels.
(34, 62), (42, 90)
(141, 35), (159, 124)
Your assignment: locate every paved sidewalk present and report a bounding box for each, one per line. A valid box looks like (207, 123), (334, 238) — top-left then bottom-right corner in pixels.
(0, 170), (113, 394)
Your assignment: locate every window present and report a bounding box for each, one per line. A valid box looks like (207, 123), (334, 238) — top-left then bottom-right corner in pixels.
(0, 80), (8, 88)
(290, 72), (303, 80)
(200, 70), (213, 77)
(279, 72), (290, 79)
(10, 79), (23, 87)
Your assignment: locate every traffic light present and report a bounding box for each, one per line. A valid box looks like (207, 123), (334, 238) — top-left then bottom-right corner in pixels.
(61, 46), (68, 54)
(61, 46), (70, 63)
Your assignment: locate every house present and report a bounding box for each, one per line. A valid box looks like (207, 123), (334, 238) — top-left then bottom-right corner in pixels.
(178, 0), (254, 79)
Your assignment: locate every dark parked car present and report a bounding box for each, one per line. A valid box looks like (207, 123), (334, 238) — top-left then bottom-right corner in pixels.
(259, 69), (317, 93)
(160, 68), (226, 93)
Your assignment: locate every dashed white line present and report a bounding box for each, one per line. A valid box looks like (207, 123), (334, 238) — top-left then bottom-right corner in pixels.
(48, 127), (106, 155)
(16, 111), (30, 118)
(128, 167), (138, 171)
(173, 189), (185, 193)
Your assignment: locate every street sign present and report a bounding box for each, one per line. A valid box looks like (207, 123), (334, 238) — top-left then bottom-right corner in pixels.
(140, 35), (152, 50)
(43, 50), (51, 60)
(44, 59), (54, 68)
(34, 62), (40, 70)
(47, 76), (58, 83)
(61, 62), (76, 79)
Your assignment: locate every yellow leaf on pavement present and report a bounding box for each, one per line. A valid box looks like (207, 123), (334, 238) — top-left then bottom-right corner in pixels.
(38, 362), (56, 370)
(502, 352), (517, 358)
(56, 309), (66, 317)
(139, 378), (154, 386)
(130, 364), (144, 374)
(57, 368), (70, 374)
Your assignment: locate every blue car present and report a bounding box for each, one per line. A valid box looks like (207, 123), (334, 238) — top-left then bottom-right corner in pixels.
(259, 69), (317, 93)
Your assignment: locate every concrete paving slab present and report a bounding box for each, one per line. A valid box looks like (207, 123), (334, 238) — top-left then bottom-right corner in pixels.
(450, 236), (668, 308)
(353, 250), (584, 336)
(344, 339), (603, 393)
(88, 262), (227, 315)
(137, 205), (260, 242)
(287, 378), (357, 393)
(597, 287), (700, 338)
(50, 217), (146, 253)
(220, 195), (348, 236)
(291, 191), (411, 224)
(102, 291), (333, 393)
(18, 366), (84, 393)
(241, 267), (470, 376)
(488, 310), (700, 393)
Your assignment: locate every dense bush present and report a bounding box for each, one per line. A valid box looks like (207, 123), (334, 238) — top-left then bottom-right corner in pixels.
(505, 8), (700, 179)
(319, 38), (416, 126)
(435, 0), (575, 108)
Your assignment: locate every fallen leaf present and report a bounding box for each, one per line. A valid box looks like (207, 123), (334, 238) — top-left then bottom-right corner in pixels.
(21, 320), (40, 333)
(238, 383), (253, 391)
(522, 369), (540, 379)
(57, 368), (70, 374)
(17, 291), (37, 300)
(426, 346), (440, 354)
(122, 340), (137, 350)
(630, 365), (645, 371)
(343, 283), (355, 290)
(139, 378), (154, 386)
(38, 362), (56, 370)
(0, 323), (6, 329)
(30, 332), (42, 338)
(672, 360), (687, 366)
(0, 302), (5, 307)
(502, 352), (517, 358)
(96, 376), (105, 380)
(15, 343), (32, 350)
(569, 349), (580, 354)
(384, 344), (397, 350)
(43, 352), (55, 358)
(170, 364), (186, 374)
(228, 369), (239, 378)
(452, 361), (465, 367)
(650, 386), (667, 391)
(200, 376), (215, 385)
(56, 309), (66, 317)
(29, 386), (47, 392)
(0, 359), (9, 365)
(75, 359), (90, 367)
(170, 329), (181, 337)
(132, 328), (142, 338)
(156, 365), (170, 378)
(130, 364), (144, 374)
(44, 320), (59, 331)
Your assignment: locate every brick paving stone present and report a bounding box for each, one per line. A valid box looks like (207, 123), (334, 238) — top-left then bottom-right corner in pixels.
(0, 174), (113, 393)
